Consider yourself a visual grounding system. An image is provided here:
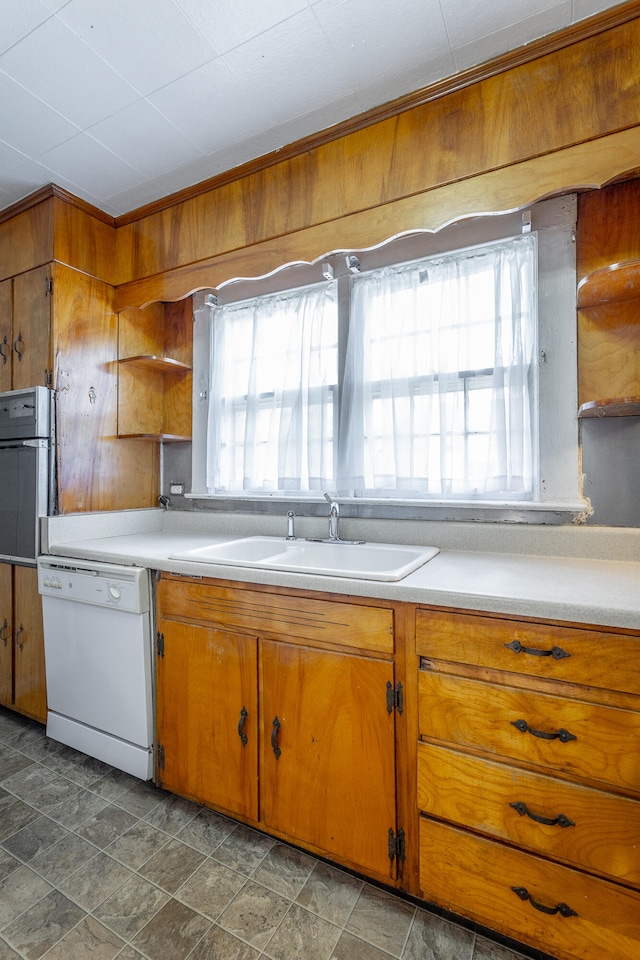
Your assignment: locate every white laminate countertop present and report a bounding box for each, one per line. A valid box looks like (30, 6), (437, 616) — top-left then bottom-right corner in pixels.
(41, 510), (640, 630)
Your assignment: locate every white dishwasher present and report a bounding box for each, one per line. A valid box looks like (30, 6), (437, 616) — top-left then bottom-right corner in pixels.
(37, 556), (154, 780)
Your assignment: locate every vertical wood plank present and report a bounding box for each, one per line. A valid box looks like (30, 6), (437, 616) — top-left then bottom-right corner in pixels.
(12, 565), (46, 723)
(0, 563), (12, 708)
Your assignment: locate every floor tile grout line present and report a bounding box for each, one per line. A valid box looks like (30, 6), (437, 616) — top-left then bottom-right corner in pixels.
(2, 712), (537, 960)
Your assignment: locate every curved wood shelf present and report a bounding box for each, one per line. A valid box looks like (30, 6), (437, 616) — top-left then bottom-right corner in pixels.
(118, 355), (192, 374)
(578, 397), (640, 418)
(118, 433), (191, 442)
(577, 260), (640, 309)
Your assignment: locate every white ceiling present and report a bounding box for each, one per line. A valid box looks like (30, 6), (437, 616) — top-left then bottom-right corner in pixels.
(0, 0), (624, 218)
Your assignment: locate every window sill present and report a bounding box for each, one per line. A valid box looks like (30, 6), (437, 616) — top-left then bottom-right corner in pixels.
(183, 493), (591, 525)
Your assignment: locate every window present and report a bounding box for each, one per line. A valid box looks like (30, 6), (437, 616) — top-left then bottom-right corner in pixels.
(190, 196), (581, 518)
(339, 235), (536, 498)
(207, 282), (339, 493)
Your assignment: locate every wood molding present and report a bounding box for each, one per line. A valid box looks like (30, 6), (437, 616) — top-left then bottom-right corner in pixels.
(115, 0), (640, 228)
(115, 126), (640, 310)
(0, 183), (116, 228)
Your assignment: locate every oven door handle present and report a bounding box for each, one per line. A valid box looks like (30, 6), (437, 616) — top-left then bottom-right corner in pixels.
(0, 439), (48, 449)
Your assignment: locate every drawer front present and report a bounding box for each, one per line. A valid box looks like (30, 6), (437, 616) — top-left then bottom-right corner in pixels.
(416, 609), (640, 697)
(157, 578), (394, 653)
(418, 670), (640, 791)
(417, 741), (640, 886)
(420, 818), (640, 960)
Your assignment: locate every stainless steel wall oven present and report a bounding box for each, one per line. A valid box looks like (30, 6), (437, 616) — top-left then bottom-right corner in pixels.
(0, 386), (55, 565)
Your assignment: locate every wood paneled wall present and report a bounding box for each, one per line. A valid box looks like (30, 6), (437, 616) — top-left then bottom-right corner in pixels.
(114, 14), (640, 307)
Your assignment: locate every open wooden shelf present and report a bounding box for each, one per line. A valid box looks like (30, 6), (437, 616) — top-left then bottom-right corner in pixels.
(117, 355), (192, 374)
(117, 432), (191, 442)
(577, 260), (640, 309)
(578, 397), (640, 418)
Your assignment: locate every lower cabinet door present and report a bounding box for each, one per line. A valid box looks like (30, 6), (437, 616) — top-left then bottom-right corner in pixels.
(260, 640), (397, 880)
(13, 566), (46, 723)
(155, 617), (259, 821)
(0, 563), (12, 707)
(420, 818), (640, 960)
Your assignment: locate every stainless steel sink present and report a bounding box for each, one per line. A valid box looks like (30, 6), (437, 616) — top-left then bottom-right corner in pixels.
(170, 536), (439, 582)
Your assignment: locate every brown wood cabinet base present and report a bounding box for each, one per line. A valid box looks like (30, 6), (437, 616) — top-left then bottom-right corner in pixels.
(420, 818), (640, 960)
(0, 564), (46, 724)
(155, 574), (406, 889)
(416, 605), (640, 960)
(153, 577), (639, 960)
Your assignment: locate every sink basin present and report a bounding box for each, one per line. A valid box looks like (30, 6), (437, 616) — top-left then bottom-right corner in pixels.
(170, 536), (439, 582)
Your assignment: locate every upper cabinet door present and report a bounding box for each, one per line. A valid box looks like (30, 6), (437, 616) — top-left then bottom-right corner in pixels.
(11, 265), (52, 391)
(0, 279), (12, 394)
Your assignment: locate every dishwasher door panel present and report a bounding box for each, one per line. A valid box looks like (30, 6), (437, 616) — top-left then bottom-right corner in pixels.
(42, 594), (153, 747)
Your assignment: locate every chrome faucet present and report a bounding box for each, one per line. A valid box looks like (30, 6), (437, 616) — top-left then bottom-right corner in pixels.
(286, 510), (296, 540)
(305, 494), (364, 544)
(324, 493), (340, 541)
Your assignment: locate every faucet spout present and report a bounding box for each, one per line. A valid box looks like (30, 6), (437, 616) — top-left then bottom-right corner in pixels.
(324, 493), (340, 541)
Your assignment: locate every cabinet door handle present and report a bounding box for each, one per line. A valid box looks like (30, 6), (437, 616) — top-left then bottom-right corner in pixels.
(0, 336), (7, 364)
(237, 706), (248, 747)
(505, 639), (570, 660)
(13, 333), (23, 361)
(510, 801), (575, 828)
(0, 619), (8, 644)
(15, 625), (24, 650)
(511, 886), (577, 918)
(271, 716), (281, 759)
(511, 719), (576, 743)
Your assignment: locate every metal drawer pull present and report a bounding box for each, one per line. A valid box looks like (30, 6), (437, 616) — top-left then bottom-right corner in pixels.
(0, 336), (7, 363)
(271, 716), (281, 759)
(511, 719), (577, 743)
(13, 333), (23, 360)
(510, 801), (575, 828)
(237, 706), (248, 747)
(0, 618), (8, 644)
(511, 886), (577, 918)
(505, 639), (570, 660)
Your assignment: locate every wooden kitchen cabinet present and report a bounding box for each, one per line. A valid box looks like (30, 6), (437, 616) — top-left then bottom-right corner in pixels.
(0, 564), (46, 723)
(0, 266), (52, 393)
(0, 562), (12, 706)
(155, 614), (259, 821)
(415, 606), (640, 960)
(155, 574), (403, 883)
(0, 278), (11, 393)
(260, 638), (397, 878)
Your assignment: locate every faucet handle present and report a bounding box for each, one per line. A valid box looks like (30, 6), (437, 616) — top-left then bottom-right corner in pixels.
(324, 492), (338, 513)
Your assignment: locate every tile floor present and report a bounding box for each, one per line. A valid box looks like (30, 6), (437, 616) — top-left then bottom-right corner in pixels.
(0, 707), (551, 960)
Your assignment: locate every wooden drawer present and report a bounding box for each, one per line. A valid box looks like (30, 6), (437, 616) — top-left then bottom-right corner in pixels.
(417, 741), (640, 886)
(418, 670), (640, 792)
(157, 577), (394, 654)
(420, 818), (640, 960)
(416, 608), (640, 697)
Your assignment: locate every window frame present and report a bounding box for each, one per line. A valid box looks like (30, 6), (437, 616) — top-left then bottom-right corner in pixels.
(189, 194), (585, 523)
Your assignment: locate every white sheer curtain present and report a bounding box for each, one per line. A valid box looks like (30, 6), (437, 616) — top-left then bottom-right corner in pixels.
(337, 234), (537, 498)
(206, 282), (338, 493)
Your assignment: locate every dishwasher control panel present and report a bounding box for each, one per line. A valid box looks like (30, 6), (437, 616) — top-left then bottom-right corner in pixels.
(37, 557), (150, 614)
